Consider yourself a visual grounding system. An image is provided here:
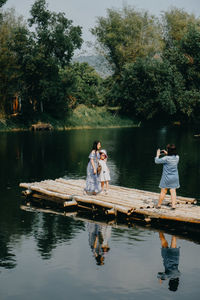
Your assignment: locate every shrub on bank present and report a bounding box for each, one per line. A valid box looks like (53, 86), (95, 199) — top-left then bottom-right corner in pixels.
(0, 105), (137, 131)
(61, 105), (137, 128)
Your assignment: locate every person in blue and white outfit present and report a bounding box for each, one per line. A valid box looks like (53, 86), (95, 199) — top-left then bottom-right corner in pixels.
(157, 232), (180, 292)
(155, 144), (180, 210)
(98, 149), (111, 195)
(85, 141), (101, 195)
(87, 222), (111, 265)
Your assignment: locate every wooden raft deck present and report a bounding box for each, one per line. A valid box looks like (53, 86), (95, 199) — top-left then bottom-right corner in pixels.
(19, 178), (200, 226)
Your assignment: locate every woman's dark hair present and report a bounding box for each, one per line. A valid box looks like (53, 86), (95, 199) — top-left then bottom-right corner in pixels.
(95, 254), (104, 265)
(168, 278), (179, 292)
(92, 140), (100, 151)
(167, 144), (177, 156)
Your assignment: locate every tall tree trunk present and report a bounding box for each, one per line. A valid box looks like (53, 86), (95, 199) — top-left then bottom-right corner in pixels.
(40, 100), (43, 113)
(0, 95), (6, 117)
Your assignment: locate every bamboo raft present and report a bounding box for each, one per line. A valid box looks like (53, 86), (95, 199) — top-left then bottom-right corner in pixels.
(30, 122), (53, 131)
(19, 178), (200, 229)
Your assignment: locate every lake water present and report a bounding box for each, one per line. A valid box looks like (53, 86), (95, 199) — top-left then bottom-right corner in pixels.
(0, 126), (200, 300)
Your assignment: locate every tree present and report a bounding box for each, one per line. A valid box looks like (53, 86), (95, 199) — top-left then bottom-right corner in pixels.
(29, 0), (82, 67)
(0, 0), (7, 8)
(0, 0), (7, 21)
(118, 57), (184, 120)
(162, 24), (200, 121)
(163, 25), (200, 90)
(0, 9), (26, 116)
(20, 0), (83, 117)
(161, 8), (200, 47)
(180, 25), (200, 89)
(60, 62), (103, 107)
(117, 23), (200, 123)
(91, 6), (163, 74)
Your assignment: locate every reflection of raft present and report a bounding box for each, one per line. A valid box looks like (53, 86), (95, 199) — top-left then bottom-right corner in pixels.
(20, 204), (200, 244)
(19, 178), (200, 228)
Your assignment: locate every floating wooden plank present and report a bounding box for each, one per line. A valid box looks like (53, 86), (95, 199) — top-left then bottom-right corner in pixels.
(64, 200), (77, 207)
(19, 178), (200, 227)
(30, 122), (53, 131)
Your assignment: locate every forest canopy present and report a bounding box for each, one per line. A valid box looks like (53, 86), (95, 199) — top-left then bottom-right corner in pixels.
(1, 0), (200, 125)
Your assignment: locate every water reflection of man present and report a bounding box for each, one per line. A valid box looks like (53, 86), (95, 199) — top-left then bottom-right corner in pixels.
(157, 232), (180, 292)
(88, 223), (111, 265)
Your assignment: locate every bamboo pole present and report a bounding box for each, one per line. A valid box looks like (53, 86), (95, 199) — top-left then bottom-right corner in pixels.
(31, 193), (65, 204)
(57, 178), (196, 202)
(63, 200), (77, 207)
(131, 207), (200, 224)
(21, 182), (138, 212)
(57, 180), (156, 208)
(105, 208), (117, 216)
(19, 179), (200, 224)
(22, 180), (155, 209)
(55, 178), (196, 204)
(20, 183), (31, 189)
(22, 185), (72, 201)
(31, 181), (83, 197)
(20, 179), (196, 211)
(74, 195), (132, 215)
(77, 204), (94, 211)
(22, 189), (32, 196)
(110, 184), (197, 204)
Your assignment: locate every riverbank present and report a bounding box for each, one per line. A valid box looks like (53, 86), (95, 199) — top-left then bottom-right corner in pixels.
(0, 105), (138, 132)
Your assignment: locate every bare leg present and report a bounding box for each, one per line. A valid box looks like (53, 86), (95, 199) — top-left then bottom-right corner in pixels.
(105, 181), (109, 190)
(170, 188), (176, 208)
(159, 232), (168, 248)
(170, 236), (177, 248)
(157, 188), (168, 207)
(104, 181), (109, 194)
(101, 181), (104, 191)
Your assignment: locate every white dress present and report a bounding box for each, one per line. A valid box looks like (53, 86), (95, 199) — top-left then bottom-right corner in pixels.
(98, 160), (110, 182)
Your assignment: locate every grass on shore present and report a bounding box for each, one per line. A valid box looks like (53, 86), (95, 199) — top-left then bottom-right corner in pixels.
(0, 105), (138, 131)
(63, 105), (137, 129)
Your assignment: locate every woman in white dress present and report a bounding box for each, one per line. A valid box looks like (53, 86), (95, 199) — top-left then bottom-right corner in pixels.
(98, 149), (110, 194)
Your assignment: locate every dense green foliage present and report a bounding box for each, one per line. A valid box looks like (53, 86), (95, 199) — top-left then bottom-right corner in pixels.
(0, 0), (7, 10)
(161, 8), (200, 46)
(118, 58), (184, 120)
(0, 8), (24, 116)
(1, 1), (200, 126)
(60, 62), (104, 107)
(91, 6), (163, 74)
(0, 0), (84, 119)
(92, 7), (200, 123)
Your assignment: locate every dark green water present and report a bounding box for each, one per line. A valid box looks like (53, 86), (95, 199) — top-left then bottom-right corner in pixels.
(0, 127), (200, 300)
